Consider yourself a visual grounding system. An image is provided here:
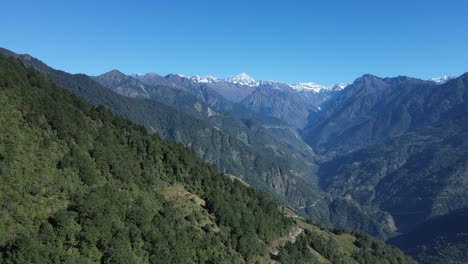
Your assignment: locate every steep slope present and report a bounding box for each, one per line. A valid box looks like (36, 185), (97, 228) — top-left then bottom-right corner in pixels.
(318, 116), (468, 262)
(94, 69), (150, 98)
(0, 54), (414, 263)
(240, 83), (343, 129)
(319, 115), (468, 227)
(240, 83), (317, 128)
(134, 72), (241, 114)
(98, 71), (405, 235)
(305, 73), (468, 263)
(95, 70), (316, 170)
(0, 48), (331, 224)
(3, 48), (438, 242)
(8, 48), (404, 237)
(97, 71), (406, 238)
(303, 74), (468, 155)
(188, 74), (345, 129)
(133, 71), (319, 131)
(96, 70), (217, 121)
(189, 74), (256, 102)
(135, 72), (258, 104)
(0, 54), (290, 262)
(271, 208), (415, 264)
(129, 70), (318, 167)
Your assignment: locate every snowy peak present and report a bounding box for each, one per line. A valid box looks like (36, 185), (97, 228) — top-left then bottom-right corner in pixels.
(291, 82), (347, 93)
(430, 76), (455, 84)
(190, 75), (218, 83)
(224, 73), (259, 87)
(139, 70), (347, 93)
(290, 82), (326, 92)
(330, 83), (347, 90)
(188, 73), (260, 87)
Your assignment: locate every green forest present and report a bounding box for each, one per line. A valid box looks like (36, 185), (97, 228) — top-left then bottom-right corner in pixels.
(0, 55), (414, 263)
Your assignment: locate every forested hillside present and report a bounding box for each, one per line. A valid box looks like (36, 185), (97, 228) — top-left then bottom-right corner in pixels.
(92, 68), (402, 237)
(94, 70), (317, 174)
(0, 48), (328, 222)
(0, 54), (415, 263)
(0, 54), (291, 262)
(2, 48), (411, 241)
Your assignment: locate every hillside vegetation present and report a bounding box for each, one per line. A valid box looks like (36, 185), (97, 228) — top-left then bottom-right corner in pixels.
(1, 48), (404, 240)
(0, 48), (328, 223)
(0, 55), (414, 263)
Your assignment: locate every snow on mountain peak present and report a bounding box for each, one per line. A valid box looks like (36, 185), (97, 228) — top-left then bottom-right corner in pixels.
(430, 76), (455, 84)
(188, 73), (259, 87)
(290, 82), (326, 92)
(190, 75), (218, 83)
(290, 82), (347, 93)
(176, 71), (347, 93)
(330, 83), (347, 90)
(224, 73), (259, 87)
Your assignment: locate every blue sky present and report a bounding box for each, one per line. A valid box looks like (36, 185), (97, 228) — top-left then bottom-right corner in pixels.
(1, 0), (467, 85)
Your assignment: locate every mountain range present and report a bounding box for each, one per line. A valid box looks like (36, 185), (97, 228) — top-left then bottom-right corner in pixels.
(309, 73), (468, 263)
(1, 47), (466, 263)
(0, 55), (420, 263)
(0, 48), (325, 220)
(0, 51), (418, 263)
(132, 72), (346, 128)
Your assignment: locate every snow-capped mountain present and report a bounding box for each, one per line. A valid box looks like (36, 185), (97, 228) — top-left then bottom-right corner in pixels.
(224, 73), (260, 87)
(186, 72), (346, 93)
(131, 70), (347, 127)
(329, 83), (348, 90)
(190, 75), (218, 83)
(291, 82), (347, 93)
(430, 76), (455, 84)
(188, 73), (260, 87)
(290, 82), (326, 92)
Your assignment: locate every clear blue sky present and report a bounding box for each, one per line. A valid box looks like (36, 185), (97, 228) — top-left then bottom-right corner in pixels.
(1, 0), (467, 85)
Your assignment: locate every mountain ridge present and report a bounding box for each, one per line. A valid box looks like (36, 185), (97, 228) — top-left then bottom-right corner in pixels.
(0, 51), (416, 264)
(310, 73), (468, 263)
(302, 72), (468, 154)
(2, 46), (465, 263)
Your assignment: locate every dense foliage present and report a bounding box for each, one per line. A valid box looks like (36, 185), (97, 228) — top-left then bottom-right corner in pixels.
(0, 51), (420, 264)
(2, 48), (404, 242)
(94, 70), (323, 206)
(4, 49), (326, 222)
(277, 233), (319, 263)
(277, 230), (415, 264)
(352, 233), (416, 264)
(0, 55), (294, 262)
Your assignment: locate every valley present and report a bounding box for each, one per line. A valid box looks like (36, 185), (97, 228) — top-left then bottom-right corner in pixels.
(0, 53), (415, 263)
(2, 1), (466, 263)
(0, 47), (466, 264)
